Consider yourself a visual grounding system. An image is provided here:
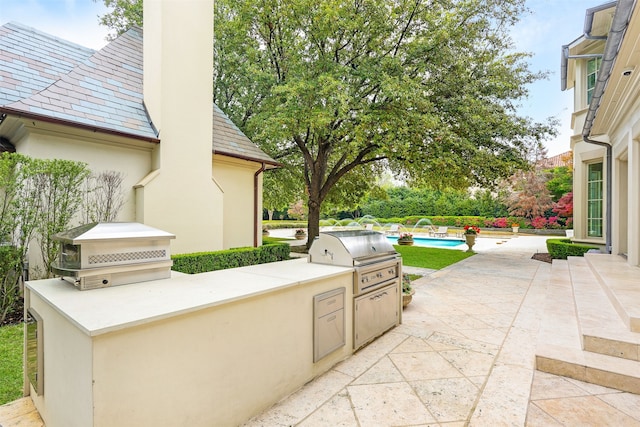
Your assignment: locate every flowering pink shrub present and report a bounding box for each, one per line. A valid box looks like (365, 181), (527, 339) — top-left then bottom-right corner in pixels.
(492, 217), (508, 228)
(531, 216), (547, 229)
(553, 192), (573, 217)
(547, 216), (562, 229)
(565, 217), (573, 228)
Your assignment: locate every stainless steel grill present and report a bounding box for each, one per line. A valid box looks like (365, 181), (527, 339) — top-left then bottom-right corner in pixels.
(51, 222), (175, 290)
(308, 230), (397, 267)
(308, 230), (401, 349)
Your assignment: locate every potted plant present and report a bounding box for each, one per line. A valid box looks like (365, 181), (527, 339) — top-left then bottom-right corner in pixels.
(294, 228), (307, 240)
(511, 223), (519, 233)
(402, 273), (415, 308)
(397, 232), (414, 246)
(463, 225), (480, 252)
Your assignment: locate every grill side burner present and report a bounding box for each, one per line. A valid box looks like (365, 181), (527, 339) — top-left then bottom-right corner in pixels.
(308, 230), (402, 350)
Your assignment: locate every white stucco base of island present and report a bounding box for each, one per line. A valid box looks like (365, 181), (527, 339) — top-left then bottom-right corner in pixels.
(24, 259), (362, 427)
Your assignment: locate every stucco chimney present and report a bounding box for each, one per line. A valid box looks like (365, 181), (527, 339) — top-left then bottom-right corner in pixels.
(137, 0), (223, 253)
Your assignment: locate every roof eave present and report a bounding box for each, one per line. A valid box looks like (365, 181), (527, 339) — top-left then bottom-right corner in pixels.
(0, 106), (160, 144)
(583, 0), (636, 139)
(213, 149), (281, 168)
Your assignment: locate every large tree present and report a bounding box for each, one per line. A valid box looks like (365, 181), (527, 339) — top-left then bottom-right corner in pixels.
(99, 0), (556, 246)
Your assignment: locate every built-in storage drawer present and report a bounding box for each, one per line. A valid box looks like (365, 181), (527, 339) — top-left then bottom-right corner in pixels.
(313, 288), (345, 362)
(353, 282), (399, 349)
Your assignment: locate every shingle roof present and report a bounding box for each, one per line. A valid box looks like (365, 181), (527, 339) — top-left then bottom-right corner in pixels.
(0, 22), (95, 105)
(0, 22), (277, 165)
(1, 23), (155, 140)
(212, 104), (278, 165)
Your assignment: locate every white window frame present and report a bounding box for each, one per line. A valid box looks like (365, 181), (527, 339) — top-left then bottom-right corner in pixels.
(586, 57), (602, 105)
(586, 162), (603, 238)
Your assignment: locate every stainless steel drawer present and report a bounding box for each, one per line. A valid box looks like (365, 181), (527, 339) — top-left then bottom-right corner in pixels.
(315, 290), (345, 318)
(314, 288), (346, 362)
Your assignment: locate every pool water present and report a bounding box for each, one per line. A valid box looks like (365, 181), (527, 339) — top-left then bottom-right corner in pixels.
(387, 236), (465, 248)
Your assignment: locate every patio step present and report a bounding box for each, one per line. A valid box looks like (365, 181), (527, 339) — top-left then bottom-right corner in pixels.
(535, 259), (640, 394)
(569, 256), (640, 361)
(585, 253), (640, 333)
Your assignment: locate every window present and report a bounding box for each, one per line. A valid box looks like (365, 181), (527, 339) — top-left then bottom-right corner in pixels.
(587, 162), (603, 237)
(587, 57), (602, 104)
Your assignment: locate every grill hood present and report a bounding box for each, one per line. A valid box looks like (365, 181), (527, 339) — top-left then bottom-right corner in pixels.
(53, 222), (175, 244)
(308, 230), (397, 266)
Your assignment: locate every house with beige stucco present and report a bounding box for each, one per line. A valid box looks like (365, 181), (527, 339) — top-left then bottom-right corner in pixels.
(534, 0), (639, 393)
(562, 0), (639, 266)
(0, 0), (277, 260)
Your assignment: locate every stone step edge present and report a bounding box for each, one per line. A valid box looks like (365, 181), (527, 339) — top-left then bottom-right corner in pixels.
(535, 344), (640, 394)
(535, 260), (640, 393)
(567, 257), (640, 362)
(584, 253), (640, 333)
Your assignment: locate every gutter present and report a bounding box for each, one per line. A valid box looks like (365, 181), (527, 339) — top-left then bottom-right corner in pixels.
(561, 49), (603, 91)
(214, 149), (281, 168)
(0, 106), (161, 144)
(561, 1), (618, 91)
(253, 163), (266, 247)
(581, 0), (636, 254)
(584, 1), (618, 39)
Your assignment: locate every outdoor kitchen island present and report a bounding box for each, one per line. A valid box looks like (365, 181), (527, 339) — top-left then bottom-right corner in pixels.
(24, 258), (368, 427)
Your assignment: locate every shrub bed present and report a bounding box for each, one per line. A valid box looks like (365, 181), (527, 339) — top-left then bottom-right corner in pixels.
(262, 221), (307, 230)
(546, 239), (600, 259)
(172, 242), (290, 274)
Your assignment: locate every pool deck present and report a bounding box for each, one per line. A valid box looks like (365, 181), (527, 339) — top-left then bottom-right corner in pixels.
(3, 233), (639, 426)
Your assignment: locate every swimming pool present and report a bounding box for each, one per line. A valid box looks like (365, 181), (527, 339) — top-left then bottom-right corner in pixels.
(387, 236), (465, 248)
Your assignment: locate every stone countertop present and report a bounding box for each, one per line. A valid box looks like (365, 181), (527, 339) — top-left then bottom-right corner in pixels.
(26, 258), (353, 337)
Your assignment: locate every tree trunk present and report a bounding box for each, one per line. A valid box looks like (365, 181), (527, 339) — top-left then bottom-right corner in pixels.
(268, 209), (274, 221)
(306, 198), (321, 250)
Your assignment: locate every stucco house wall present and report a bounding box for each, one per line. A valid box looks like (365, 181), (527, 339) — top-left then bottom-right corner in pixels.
(563, 0), (640, 266)
(213, 156), (265, 249)
(10, 121), (153, 223)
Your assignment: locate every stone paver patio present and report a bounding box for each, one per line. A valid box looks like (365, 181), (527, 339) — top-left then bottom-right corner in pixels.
(242, 235), (640, 426)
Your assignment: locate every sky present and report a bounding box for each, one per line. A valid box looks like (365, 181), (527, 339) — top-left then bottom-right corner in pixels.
(0, 0), (608, 156)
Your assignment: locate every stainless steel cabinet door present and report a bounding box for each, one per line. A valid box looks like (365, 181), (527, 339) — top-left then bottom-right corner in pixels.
(353, 282), (399, 349)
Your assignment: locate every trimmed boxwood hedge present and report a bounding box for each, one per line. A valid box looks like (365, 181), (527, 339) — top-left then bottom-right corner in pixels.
(546, 239), (600, 260)
(171, 242), (290, 274)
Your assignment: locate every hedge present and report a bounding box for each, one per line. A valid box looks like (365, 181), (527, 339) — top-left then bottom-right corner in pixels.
(546, 239), (601, 259)
(171, 242), (290, 274)
(262, 221), (307, 230)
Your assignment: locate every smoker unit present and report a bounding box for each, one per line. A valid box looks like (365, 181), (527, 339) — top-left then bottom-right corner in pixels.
(308, 230), (402, 350)
(51, 222), (175, 290)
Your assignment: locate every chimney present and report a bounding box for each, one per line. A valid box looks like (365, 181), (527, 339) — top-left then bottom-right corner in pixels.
(138, 0), (223, 253)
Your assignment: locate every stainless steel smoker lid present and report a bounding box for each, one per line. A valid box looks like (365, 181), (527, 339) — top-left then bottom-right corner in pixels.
(52, 222), (176, 244)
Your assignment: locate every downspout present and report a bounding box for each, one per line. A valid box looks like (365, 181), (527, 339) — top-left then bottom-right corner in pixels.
(254, 163), (266, 247)
(582, 136), (612, 253)
(581, 0), (636, 254)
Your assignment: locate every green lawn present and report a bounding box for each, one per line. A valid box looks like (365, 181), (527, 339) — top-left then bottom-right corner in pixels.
(0, 323), (23, 405)
(394, 245), (474, 269)
(265, 236), (474, 269)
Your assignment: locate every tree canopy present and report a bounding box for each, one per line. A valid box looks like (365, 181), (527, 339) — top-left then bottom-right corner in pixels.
(98, 0), (557, 245)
